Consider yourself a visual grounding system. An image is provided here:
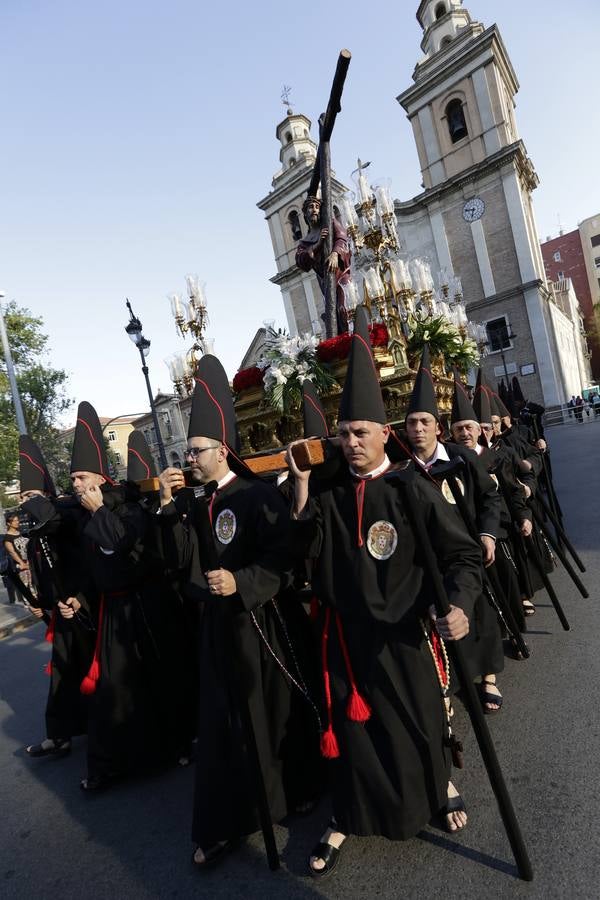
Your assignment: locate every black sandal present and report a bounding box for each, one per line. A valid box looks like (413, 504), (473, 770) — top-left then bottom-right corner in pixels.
(308, 822), (345, 880)
(479, 679), (503, 714)
(192, 840), (236, 870)
(445, 794), (467, 833)
(26, 739), (71, 759)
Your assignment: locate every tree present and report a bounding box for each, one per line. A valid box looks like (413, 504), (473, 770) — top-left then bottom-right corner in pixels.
(0, 302), (73, 486)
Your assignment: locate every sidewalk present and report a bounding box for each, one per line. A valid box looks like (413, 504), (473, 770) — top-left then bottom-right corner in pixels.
(0, 586), (37, 639)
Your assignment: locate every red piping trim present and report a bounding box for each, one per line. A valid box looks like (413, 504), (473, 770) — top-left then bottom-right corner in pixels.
(194, 377), (226, 443)
(304, 393), (329, 436)
(76, 418), (115, 484)
(127, 447), (150, 478)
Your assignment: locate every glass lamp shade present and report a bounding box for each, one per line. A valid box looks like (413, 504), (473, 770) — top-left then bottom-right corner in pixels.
(202, 337), (215, 356)
(340, 194), (359, 229)
(139, 337), (151, 357)
(169, 292), (189, 321)
(363, 267), (385, 300)
(185, 273), (201, 301)
(374, 180), (394, 216)
(389, 259), (412, 292)
(352, 168), (373, 205)
(125, 319), (142, 344)
(342, 278), (361, 311)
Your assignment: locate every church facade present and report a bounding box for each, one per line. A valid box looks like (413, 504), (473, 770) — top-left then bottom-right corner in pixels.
(258, 0), (590, 408)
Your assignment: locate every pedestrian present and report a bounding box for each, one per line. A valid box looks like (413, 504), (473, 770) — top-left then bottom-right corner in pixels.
(2, 512), (30, 603)
(593, 393), (600, 418)
(567, 395), (576, 419)
(286, 307), (482, 878)
(575, 396), (584, 423)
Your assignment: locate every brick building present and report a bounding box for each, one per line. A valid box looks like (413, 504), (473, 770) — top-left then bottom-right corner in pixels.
(541, 226), (599, 379)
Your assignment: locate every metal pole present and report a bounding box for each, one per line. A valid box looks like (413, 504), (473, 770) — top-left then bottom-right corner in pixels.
(0, 299), (28, 435)
(138, 345), (168, 471)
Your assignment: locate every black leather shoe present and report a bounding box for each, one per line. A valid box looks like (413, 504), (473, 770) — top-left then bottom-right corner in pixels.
(26, 739), (71, 759)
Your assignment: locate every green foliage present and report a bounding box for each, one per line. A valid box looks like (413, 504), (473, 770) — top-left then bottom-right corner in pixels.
(0, 302), (73, 485)
(406, 313), (480, 374)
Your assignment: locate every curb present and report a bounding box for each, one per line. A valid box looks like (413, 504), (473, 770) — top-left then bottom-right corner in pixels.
(0, 611), (38, 641)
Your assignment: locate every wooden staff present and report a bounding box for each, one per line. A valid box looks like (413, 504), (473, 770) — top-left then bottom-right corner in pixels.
(387, 468), (533, 882)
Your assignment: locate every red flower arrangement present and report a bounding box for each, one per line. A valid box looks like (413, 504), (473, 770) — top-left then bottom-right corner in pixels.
(232, 365), (264, 392)
(316, 323), (389, 363)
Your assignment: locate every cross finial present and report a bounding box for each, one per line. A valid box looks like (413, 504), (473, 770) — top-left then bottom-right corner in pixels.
(352, 158), (371, 177)
(281, 84), (293, 114)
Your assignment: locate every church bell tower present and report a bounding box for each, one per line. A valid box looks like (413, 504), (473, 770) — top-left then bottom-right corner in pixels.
(396, 0), (582, 407)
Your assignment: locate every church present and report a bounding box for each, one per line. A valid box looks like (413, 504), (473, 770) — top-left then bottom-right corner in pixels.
(257, 0), (590, 409)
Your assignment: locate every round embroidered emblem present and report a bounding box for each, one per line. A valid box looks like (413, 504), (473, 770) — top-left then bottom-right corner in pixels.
(215, 509), (236, 544)
(440, 478), (465, 505)
(366, 520), (398, 561)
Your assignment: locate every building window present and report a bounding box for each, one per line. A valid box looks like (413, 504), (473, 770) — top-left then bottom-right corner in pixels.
(162, 413), (173, 438)
(591, 234), (600, 248)
(288, 210), (302, 241)
(595, 257), (600, 270)
(440, 35), (452, 48)
(435, 2), (446, 19)
(445, 99), (468, 143)
(553, 251), (562, 262)
(485, 316), (513, 352)
(114, 451), (122, 465)
(557, 271), (564, 280)
(107, 430), (116, 442)
(171, 451), (181, 469)
(285, 132), (292, 144)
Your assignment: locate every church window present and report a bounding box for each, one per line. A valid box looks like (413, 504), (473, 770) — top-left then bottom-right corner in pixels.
(289, 158), (296, 168)
(594, 257), (600, 270)
(285, 132), (292, 143)
(440, 36), (452, 48)
(486, 316), (513, 352)
(288, 210), (302, 240)
(557, 271), (565, 280)
(591, 234), (600, 248)
(107, 430), (116, 442)
(553, 251), (562, 262)
(446, 99), (468, 143)
(114, 451), (122, 465)
(435, 3), (446, 19)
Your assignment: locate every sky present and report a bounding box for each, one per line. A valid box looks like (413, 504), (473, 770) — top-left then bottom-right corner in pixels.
(1, 0), (599, 423)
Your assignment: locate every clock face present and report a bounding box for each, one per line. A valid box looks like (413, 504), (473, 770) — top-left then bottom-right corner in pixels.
(463, 197), (485, 222)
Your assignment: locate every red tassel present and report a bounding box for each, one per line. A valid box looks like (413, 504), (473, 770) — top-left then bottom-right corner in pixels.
(347, 688), (371, 723)
(309, 596), (320, 621)
(320, 726), (340, 759)
(45, 609), (56, 644)
(44, 660), (52, 675)
(80, 659), (100, 695)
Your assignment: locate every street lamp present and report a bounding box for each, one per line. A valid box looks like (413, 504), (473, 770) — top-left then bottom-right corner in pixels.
(124, 299), (168, 470)
(499, 323), (517, 386)
(0, 290), (27, 435)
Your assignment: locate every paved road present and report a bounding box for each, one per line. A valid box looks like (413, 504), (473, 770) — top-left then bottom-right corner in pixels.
(1, 423), (599, 899)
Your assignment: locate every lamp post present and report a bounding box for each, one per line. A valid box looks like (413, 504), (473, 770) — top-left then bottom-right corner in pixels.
(0, 291), (27, 435)
(499, 323), (517, 387)
(124, 299), (168, 471)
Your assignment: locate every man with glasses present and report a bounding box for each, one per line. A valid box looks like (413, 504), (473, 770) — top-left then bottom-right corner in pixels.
(157, 354), (320, 871)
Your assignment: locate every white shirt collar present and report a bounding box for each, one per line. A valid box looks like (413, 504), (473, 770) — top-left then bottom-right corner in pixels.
(415, 441), (450, 470)
(349, 454), (391, 480)
(217, 470), (237, 490)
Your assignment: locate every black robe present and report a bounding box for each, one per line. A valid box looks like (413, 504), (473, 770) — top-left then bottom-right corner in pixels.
(74, 486), (182, 779)
(158, 474), (321, 848)
(22, 495), (96, 742)
(292, 460), (482, 840)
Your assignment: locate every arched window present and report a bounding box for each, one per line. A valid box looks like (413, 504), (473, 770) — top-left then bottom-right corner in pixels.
(288, 210), (302, 241)
(445, 98), (468, 143)
(435, 2), (446, 19)
(440, 35), (452, 48)
(285, 131), (292, 144)
(171, 451), (182, 469)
